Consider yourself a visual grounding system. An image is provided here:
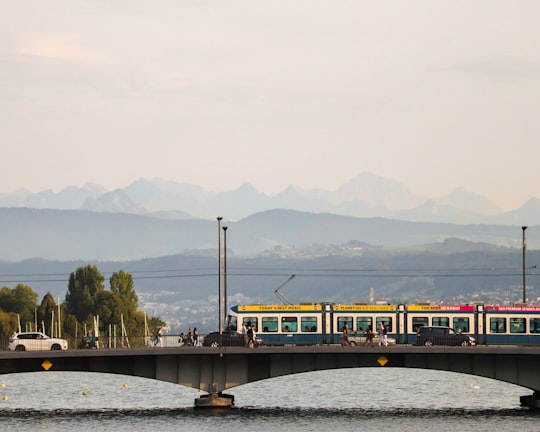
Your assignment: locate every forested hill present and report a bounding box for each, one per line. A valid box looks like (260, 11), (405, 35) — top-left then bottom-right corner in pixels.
(0, 207), (536, 262)
(2, 238), (539, 333)
(1, 244), (539, 313)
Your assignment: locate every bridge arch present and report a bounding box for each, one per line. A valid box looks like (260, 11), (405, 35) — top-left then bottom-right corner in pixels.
(0, 368), (528, 411)
(225, 368), (528, 410)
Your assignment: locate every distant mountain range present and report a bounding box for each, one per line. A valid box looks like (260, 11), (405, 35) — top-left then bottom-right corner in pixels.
(1, 172), (540, 225)
(3, 174), (538, 330)
(1, 173), (539, 262)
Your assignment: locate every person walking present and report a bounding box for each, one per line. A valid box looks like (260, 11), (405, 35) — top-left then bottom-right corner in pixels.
(341, 324), (350, 346)
(85, 329), (95, 349)
(378, 322), (388, 347)
(246, 324), (255, 348)
(243, 323), (249, 347)
(155, 326), (163, 347)
(364, 325), (374, 347)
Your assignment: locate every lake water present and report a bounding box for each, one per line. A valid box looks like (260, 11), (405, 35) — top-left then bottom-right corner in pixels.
(0, 368), (538, 431)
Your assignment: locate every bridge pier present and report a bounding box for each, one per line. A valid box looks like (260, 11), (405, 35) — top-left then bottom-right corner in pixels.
(520, 391), (540, 409)
(194, 392), (235, 408)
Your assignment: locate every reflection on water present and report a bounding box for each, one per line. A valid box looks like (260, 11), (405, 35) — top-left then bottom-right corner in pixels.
(0, 369), (538, 432)
(0, 406), (538, 432)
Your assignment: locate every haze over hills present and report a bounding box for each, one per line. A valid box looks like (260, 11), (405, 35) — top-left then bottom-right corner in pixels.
(1, 172), (539, 332)
(0, 206), (538, 263)
(1, 172), (540, 225)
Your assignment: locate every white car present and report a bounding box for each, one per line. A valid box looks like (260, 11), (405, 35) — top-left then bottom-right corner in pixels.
(8, 332), (68, 351)
(347, 333), (396, 346)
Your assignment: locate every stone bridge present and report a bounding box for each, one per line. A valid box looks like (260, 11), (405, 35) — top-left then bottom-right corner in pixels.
(1, 345), (539, 408)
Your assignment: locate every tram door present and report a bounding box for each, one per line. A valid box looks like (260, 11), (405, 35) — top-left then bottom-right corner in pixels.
(397, 304), (406, 344)
(476, 304), (486, 345)
(321, 303), (333, 344)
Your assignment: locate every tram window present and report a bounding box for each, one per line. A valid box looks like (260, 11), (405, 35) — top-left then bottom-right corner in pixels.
(433, 317), (449, 327)
(356, 317), (372, 333)
(242, 317), (258, 332)
(281, 317), (298, 332)
(301, 317), (317, 332)
(452, 318), (470, 333)
(337, 316), (353, 332)
(227, 315), (238, 331)
(262, 317), (278, 332)
(376, 317), (393, 332)
(490, 318), (506, 333)
(530, 318), (540, 334)
(510, 317), (526, 333)
(412, 317), (428, 332)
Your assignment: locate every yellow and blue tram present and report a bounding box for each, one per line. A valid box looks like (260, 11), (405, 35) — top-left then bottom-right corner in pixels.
(226, 303), (540, 345)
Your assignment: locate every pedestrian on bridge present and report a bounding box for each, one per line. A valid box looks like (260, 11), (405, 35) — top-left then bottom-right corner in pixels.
(341, 324), (350, 346)
(246, 324), (255, 348)
(155, 327), (163, 347)
(364, 325), (374, 347)
(378, 322), (388, 347)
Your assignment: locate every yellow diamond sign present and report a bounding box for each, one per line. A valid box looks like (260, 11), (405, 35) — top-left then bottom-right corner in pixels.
(377, 355), (388, 367)
(41, 360), (53, 371)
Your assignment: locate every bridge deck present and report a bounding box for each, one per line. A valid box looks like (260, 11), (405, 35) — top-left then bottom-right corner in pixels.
(2, 344), (540, 360)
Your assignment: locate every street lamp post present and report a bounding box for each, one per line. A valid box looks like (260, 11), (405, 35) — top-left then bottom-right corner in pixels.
(223, 226), (228, 330)
(217, 217), (223, 334)
(522, 226), (528, 304)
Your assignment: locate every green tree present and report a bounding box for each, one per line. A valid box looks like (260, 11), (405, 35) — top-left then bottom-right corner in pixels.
(62, 312), (79, 339)
(61, 265), (164, 342)
(110, 270), (138, 312)
(12, 284), (38, 327)
(110, 270), (138, 333)
(0, 310), (19, 344)
(37, 292), (57, 334)
(0, 284), (38, 329)
(0, 286), (14, 311)
(94, 290), (123, 327)
(65, 265), (105, 322)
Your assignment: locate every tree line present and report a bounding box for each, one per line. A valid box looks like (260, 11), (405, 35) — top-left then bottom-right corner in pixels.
(0, 264), (164, 343)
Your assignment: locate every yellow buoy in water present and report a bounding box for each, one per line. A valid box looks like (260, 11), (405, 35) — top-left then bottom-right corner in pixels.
(82, 391), (88, 396)
(1, 383), (5, 388)
(2, 395), (8, 401)
(123, 383), (128, 388)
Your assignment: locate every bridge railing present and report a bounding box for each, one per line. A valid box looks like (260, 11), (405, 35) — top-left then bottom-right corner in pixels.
(0, 334), (205, 351)
(74, 334), (204, 349)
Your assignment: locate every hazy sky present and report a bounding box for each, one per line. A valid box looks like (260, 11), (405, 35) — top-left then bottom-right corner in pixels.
(2, 1), (540, 211)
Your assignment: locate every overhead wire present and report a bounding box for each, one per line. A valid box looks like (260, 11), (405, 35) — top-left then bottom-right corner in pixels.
(0, 265), (537, 284)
